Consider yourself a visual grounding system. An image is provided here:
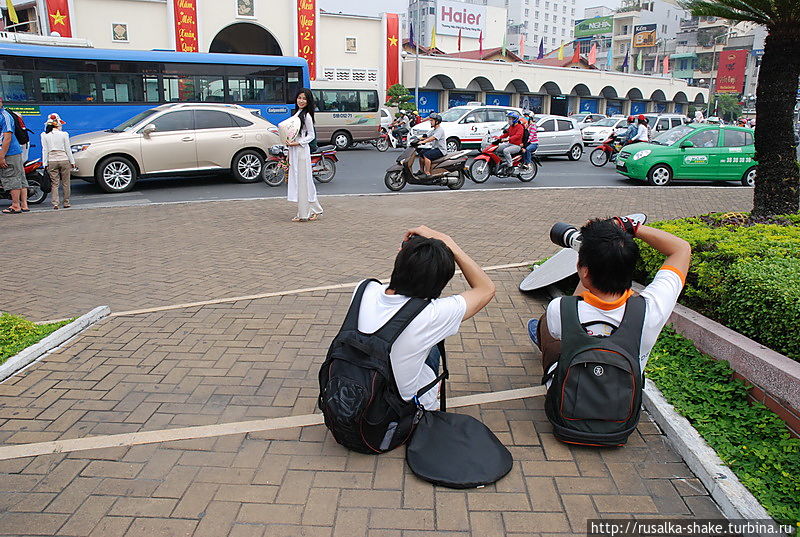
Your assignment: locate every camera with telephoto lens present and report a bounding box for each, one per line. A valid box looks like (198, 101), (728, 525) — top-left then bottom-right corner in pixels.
(550, 222), (582, 251)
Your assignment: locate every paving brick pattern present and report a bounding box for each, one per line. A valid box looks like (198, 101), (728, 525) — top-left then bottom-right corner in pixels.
(2, 187), (751, 321)
(0, 188), (737, 535)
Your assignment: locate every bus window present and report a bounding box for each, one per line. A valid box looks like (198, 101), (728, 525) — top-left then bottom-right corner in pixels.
(99, 74), (147, 103)
(38, 72), (97, 102)
(228, 76), (284, 103)
(359, 90), (378, 112)
(0, 71), (36, 102)
(287, 68), (301, 103)
(196, 76), (224, 102)
(163, 76), (196, 102)
(144, 76), (159, 102)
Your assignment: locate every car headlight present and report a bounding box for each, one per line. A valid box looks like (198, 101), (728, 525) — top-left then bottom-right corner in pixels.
(633, 150), (651, 160)
(71, 143), (91, 153)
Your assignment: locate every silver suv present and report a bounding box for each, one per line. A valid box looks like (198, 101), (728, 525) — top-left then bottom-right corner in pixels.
(530, 115), (585, 160)
(71, 103), (281, 193)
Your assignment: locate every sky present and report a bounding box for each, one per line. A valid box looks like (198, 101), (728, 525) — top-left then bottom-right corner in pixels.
(318, 0), (621, 20)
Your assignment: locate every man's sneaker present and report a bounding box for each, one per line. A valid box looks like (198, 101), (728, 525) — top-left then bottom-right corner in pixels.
(527, 318), (540, 347)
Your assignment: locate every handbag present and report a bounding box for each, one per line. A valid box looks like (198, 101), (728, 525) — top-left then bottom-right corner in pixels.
(278, 115), (301, 145)
(405, 343), (513, 489)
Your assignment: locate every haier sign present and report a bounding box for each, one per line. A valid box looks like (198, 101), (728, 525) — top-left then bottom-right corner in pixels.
(436, 0), (486, 39)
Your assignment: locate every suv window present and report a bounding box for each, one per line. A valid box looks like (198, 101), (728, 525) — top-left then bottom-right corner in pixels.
(463, 110), (488, 123)
(688, 129), (719, 148)
(485, 109), (508, 122)
(671, 118), (683, 128)
(722, 129), (752, 147)
(540, 119), (556, 132)
(231, 114), (254, 128)
(657, 118), (670, 131)
(195, 110), (236, 130)
(556, 119), (573, 131)
(149, 110), (194, 132)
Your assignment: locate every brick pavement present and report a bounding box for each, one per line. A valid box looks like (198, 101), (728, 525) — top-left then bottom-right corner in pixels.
(2, 187), (751, 321)
(0, 187), (740, 535)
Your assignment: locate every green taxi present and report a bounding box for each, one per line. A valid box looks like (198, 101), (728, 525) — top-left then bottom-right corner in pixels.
(615, 124), (757, 186)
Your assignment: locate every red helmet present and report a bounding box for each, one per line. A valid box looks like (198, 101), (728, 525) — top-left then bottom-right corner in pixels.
(627, 115), (635, 122)
(637, 114), (646, 121)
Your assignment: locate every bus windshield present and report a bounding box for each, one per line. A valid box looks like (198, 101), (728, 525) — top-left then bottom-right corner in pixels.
(109, 110), (158, 132)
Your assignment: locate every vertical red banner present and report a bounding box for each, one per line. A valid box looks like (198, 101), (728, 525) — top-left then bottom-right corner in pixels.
(45, 0), (73, 38)
(297, 0), (317, 81)
(715, 50), (747, 93)
(385, 13), (399, 89)
(173, 0), (199, 53)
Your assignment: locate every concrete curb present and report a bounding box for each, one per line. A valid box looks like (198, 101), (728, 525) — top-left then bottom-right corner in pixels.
(0, 306), (110, 383)
(643, 380), (787, 537)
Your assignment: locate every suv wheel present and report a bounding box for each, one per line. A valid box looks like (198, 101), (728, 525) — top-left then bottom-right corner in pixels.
(333, 131), (352, 151)
(96, 156), (137, 193)
(232, 150), (264, 183)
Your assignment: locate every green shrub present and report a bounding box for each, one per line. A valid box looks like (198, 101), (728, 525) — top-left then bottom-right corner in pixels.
(647, 328), (800, 527)
(0, 313), (71, 364)
(635, 214), (800, 360)
(719, 258), (800, 361)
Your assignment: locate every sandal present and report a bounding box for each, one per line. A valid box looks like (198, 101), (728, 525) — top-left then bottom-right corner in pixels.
(291, 217), (308, 222)
(308, 213), (320, 221)
(2, 208), (21, 214)
(63, 204), (70, 208)
(21, 209), (30, 212)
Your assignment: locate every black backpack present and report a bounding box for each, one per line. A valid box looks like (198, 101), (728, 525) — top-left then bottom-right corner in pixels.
(521, 124), (530, 147)
(544, 295), (646, 447)
(318, 279), (446, 454)
(9, 111), (30, 146)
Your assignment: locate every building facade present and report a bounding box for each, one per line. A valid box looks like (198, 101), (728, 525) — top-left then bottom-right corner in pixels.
(612, 0), (688, 74)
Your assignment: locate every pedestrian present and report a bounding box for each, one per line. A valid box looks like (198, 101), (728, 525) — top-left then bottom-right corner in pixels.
(0, 96), (28, 214)
(287, 88), (323, 222)
(41, 113), (75, 210)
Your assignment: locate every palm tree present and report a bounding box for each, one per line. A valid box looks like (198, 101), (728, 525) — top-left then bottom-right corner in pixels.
(680, 0), (799, 216)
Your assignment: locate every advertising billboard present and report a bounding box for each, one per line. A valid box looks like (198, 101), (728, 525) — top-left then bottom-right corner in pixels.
(574, 16), (613, 39)
(716, 50), (748, 94)
(633, 24), (657, 48)
(435, 0), (486, 38)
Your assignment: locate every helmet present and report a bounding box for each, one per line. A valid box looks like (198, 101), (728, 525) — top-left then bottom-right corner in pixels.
(429, 113), (443, 123)
(627, 115), (635, 123)
(637, 114), (646, 121)
(506, 111), (521, 123)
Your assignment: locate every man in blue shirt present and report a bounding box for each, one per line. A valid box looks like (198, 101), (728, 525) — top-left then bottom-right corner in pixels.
(622, 115), (638, 145)
(0, 97), (28, 214)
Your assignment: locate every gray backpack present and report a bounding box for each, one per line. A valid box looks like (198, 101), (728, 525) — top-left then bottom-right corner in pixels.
(544, 295), (646, 446)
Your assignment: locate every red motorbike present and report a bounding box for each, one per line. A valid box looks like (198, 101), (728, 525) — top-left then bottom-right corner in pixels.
(589, 133), (624, 167)
(1, 158), (50, 205)
(467, 138), (539, 183)
(262, 144), (338, 187)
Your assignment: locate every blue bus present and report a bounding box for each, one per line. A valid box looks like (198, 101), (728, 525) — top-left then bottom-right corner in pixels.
(0, 42), (310, 161)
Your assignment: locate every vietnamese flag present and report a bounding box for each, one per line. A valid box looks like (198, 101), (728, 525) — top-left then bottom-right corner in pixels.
(46, 0), (72, 37)
(385, 13), (400, 89)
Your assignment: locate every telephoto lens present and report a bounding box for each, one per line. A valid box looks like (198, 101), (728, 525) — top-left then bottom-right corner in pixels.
(549, 222), (582, 251)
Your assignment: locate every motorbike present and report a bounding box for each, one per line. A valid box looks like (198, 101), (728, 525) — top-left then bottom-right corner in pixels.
(589, 133), (624, 167)
(383, 138), (471, 192)
(375, 126), (408, 152)
(467, 136), (539, 183)
(262, 144), (338, 187)
(0, 158), (50, 205)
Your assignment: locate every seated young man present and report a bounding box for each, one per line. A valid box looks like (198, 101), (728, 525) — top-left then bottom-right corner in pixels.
(416, 113), (447, 177)
(355, 226), (496, 409)
(528, 218), (691, 383)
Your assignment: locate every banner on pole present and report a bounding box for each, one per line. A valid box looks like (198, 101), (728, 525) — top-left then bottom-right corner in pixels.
(173, 0), (198, 52)
(297, 0), (317, 80)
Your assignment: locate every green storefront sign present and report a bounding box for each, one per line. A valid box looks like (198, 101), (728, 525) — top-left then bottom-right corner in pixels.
(574, 16), (613, 38)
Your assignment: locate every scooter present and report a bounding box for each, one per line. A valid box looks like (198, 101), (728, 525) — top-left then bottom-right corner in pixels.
(0, 159), (50, 205)
(263, 144), (338, 187)
(384, 138), (471, 192)
(468, 137), (539, 183)
(589, 133), (624, 167)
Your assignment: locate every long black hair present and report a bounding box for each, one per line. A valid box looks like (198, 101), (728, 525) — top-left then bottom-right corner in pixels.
(45, 124), (54, 134)
(294, 88), (315, 135)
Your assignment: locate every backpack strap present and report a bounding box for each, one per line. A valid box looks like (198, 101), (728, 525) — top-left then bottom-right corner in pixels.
(559, 296), (595, 344)
(372, 296), (431, 346)
(414, 340), (449, 411)
(338, 278), (381, 332)
(606, 295), (646, 360)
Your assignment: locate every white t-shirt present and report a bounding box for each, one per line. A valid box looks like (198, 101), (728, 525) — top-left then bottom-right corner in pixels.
(545, 267), (685, 373)
(354, 280), (467, 410)
(635, 123), (649, 142)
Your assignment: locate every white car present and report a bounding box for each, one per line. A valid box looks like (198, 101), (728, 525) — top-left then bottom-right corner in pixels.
(410, 104), (524, 152)
(530, 115), (585, 159)
(569, 113), (607, 130)
(380, 108), (393, 130)
(582, 117), (629, 146)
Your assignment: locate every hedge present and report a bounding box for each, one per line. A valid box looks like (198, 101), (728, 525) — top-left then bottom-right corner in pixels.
(635, 213), (800, 361)
(0, 313), (71, 365)
(647, 328), (800, 528)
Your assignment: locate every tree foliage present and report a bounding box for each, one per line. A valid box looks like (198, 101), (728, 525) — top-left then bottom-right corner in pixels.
(385, 84), (417, 112)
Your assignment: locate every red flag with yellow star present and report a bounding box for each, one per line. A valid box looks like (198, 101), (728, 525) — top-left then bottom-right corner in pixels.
(385, 13), (399, 89)
(46, 0), (72, 37)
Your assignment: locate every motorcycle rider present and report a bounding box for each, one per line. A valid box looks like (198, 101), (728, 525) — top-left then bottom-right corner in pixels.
(495, 111), (525, 172)
(390, 112), (411, 146)
(416, 113), (447, 177)
(522, 112), (540, 169)
(622, 116), (638, 145)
